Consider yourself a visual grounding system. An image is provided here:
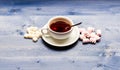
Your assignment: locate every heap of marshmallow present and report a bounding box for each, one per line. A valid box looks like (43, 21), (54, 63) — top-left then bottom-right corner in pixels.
(79, 27), (101, 44)
(24, 26), (101, 43)
(24, 26), (42, 42)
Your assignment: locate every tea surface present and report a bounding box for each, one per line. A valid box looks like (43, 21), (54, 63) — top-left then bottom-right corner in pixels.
(50, 21), (71, 32)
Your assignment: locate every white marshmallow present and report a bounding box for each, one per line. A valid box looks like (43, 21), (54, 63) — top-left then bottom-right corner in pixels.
(24, 34), (29, 38)
(24, 34), (33, 38)
(27, 30), (35, 34)
(32, 37), (38, 42)
(38, 29), (42, 33)
(24, 27), (42, 42)
(35, 31), (42, 38)
(27, 26), (38, 32)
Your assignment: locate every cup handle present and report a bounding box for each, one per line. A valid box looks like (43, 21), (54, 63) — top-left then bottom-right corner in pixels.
(41, 28), (50, 37)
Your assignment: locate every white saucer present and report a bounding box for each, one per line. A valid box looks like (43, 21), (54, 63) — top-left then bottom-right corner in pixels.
(42, 24), (80, 47)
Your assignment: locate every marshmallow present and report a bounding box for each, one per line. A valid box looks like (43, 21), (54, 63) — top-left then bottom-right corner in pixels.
(79, 28), (86, 34)
(24, 26), (42, 42)
(90, 32), (96, 38)
(27, 30), (35, 34)
(82, 38), (90, 43)
(35, 31), (42, 38)
(87, 27), (95, 33)
(96, 29), (101, 37)
(80, 34), (86, 40)
(79, 27), (101, 44)
(90, 38), (96, 43)
(94, 35), (101, 41)
(32, 37), (38, 42)
(24, 34), (33, 38)
(82, 31), (89, 37)
(27, 26), (38, 32)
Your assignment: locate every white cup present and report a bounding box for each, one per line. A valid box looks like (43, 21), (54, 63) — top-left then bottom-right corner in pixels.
(41, 16), (73, 40)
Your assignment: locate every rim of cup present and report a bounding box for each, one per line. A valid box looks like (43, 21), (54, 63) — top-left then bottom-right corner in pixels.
(47, 16), (73, 34)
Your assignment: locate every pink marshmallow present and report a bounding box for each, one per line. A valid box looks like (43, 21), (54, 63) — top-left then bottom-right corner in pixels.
(80, 34), (86, 40)
(94, 35), (101, 41)
(82, 38), (90, 43)
(87, 27), (95, 33)
(79, 28), (86, 34)
(79, 27), (101, 44)
(90, 38), (96, 43)
(96, 29), (101, 37)
(90, 32), (96, 38)
(82, 31), (89, 37)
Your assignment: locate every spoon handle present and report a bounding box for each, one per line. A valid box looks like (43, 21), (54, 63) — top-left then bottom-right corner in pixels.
(71, 22), (82, 27)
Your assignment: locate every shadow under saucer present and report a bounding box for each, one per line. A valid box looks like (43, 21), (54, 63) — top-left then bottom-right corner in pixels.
(41, 38), (79, 51)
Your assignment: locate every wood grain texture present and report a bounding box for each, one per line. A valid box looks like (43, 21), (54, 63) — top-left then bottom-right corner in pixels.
(0, 1), (120, 70)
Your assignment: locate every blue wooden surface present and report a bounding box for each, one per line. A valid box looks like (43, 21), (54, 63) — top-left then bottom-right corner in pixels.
(0, 0), (120, 15)
(0, 1), (120, 70)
